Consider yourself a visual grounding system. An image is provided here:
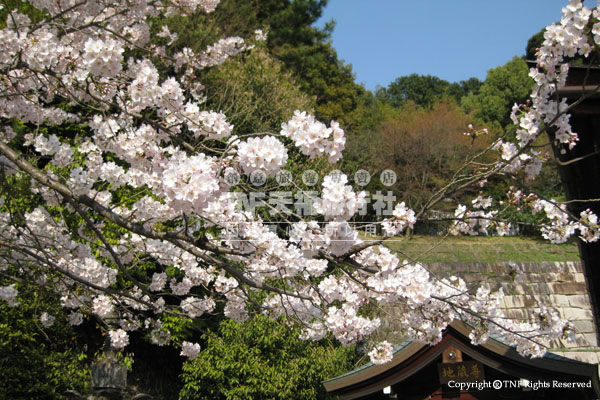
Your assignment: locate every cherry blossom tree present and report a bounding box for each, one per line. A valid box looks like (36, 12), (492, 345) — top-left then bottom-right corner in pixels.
(0, 0), (597, 367)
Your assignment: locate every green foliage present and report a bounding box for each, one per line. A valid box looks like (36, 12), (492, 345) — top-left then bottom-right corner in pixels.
(377, 74), (481, 109)
(260, 0), (330, 48)
(351, 91), (398, 133)
(187, 0), (329, 48)
(158, 0), (363, 130)
(344, 99), (494, 214)
(455, 77), (484, 99)
(272, 34), (365, 129)
(241, 0), (365, 126)
(462, 57), (533, 128)
(526, 28), (546, 61)
(202, 46), (313, 135)
(208, 0), (364, 129)
(0, 279), (92, 400)
(179, 316), (357, 400)
(378, 74), (449, 109)
(0, 0), (47, 27)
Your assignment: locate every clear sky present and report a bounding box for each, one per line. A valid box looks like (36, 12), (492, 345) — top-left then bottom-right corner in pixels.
(314, 0), (587, 91)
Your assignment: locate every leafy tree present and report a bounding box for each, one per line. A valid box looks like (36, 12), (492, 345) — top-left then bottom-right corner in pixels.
(166, 0), (364, 129)
(377, 74), (481, 109)
(351, 90), (398, 133)
(375, 101), (493, 212)
(378, 74), (452, 109)
(179, 316), (356, 400)
(447, 77), (483, 103)
(246, 0), (365, 127)
(0, 279), (92, 399)
(526, 28), (546, 61)
(341, 91), (397, 178)
(462, 57), (533, 128)
(201, 45), (314, 135)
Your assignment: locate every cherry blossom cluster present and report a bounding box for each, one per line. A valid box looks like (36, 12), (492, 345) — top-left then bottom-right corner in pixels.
(531, 199), (576, 243)
(185, 110), (233, 139)
(254, 29), (268, 41)
(492, 139), (544, 180)
(169, 0), (220, 16)
(40, 312), (55, 327)
(314, 173), (366, 221)
(289, 221), (328, 257)
(579, 209), (600, 242)
(451, 204), (505, 237)
(368, 341), (394, 365)
(280, 110), (346, 163)
(0, 284), (19, 307)
(463, 124), (488, 138)
(323, 221), (361, 256)
(505, 189), (599, 244)
(237, 136), (288, 176)
(381, 202), (416, 236)
(109, 329), (130, 350)
(180, 341), (201, 359)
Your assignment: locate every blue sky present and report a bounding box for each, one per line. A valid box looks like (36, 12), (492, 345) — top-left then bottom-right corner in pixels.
(315, 1), (584, 91)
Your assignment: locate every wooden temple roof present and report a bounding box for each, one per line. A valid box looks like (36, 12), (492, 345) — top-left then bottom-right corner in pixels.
(324, 321), (600, 399)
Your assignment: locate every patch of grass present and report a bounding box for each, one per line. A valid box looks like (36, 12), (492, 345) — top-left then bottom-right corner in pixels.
(380, 235), (579, 263)
(499, 243), (516, 251)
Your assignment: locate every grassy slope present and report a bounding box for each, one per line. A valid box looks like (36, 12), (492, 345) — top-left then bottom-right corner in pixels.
(379, 235), (580, 263)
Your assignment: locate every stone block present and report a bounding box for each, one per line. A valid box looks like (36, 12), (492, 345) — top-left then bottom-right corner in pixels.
(583, 333), (599, 347)
(551, 282), (588, 295)
(573, 320), (596, 333)
(556, 272), (575, 282)
(548, 294), (571, 307)
(523, 263), (542, 273)
(502, 295), (538, 308)
(568, 294), (592, 309)
(539, 262), (563, 273)
(504, 308), (527, 320)
(451, 263), (471, 272)
(560, 336), (589, 348)
(559, 307), (594, 320)
(491, 264), (505, 273)
(521, 273), (546, 283)
(529, 283), (553, 295)
(502, 296), (522, 308)
(565, 261), (584, 273)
